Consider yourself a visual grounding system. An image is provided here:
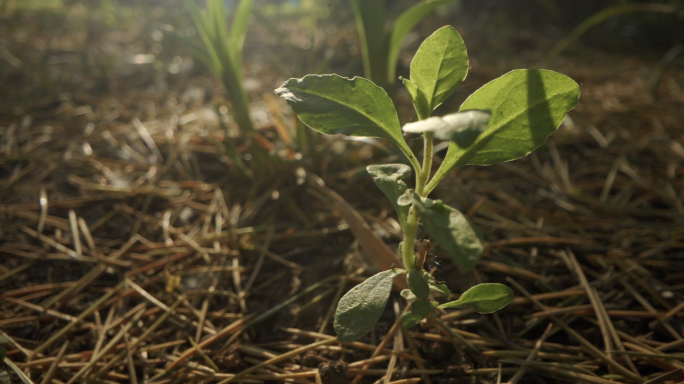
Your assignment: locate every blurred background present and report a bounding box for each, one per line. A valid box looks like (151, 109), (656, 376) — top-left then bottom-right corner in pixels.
(1, 0), (683, 114)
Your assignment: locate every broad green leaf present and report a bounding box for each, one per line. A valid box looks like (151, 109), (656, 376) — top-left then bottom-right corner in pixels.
(407, 269), (430, 300)
(0, 346), (6, 361)
(367, 164), (412, 230)
(424, 271), (450, 300)
(334, 269), (404, 342)
(275, 75), (418, 167)
(410, 26), (468, 112)
(409, 192), (483, 272)
(388, 0), (458, 88)
(439, 283), (514, 313)
(401, 77), (430, 120)
(428, 69), (580, 193)
(403, 110), (490, 148)
(402, 300), (438, 328)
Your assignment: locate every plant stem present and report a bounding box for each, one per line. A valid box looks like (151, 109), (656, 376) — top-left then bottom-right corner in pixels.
(402, 207), (418, 270)
(402, 132), (434, 270)
(416, 132), (433, 197)
(221, 70), (255, 133)
(399, 147), (423, 180)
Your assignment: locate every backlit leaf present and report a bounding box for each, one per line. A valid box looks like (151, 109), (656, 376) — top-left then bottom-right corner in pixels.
(388, 0), (458, 89)
(439, 283), (514, 313)
(401, 77), (430, 120)
(428, 69), (579, 193)
(410, 26), (468, 112)
(275, 74), (418, 166)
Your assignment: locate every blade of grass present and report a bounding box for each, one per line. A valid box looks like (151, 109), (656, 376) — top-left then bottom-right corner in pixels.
(538, 4), (682, 67)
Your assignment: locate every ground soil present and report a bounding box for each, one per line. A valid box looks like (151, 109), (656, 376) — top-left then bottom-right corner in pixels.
(1, 2), (684, 384)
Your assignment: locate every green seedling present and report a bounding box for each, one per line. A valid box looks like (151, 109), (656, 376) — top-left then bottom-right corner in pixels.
(352, 0), (459, 92)
(180, 0), (255, 133)
(276, 26), (580, 342)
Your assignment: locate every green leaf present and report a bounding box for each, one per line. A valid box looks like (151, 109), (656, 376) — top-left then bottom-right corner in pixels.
(410, 25), (468, 112)
(424, 271), (450, 300)
(275, 74), (419, 169)
(367, 164), (412, 231)
(334, 269), (405, 342)
(401, 289), (417, 301)
(403, 110), (490, 148)
(407, 269), (430, 300)
(409, 192), (483, 272)
(388, 0), (458, 89)
(428, 69), (580, 193)
(0, 346), (5, 361)
(401, 77), (430, 120)
(402, 300), (438, 328)
(439, 283), (514, 313)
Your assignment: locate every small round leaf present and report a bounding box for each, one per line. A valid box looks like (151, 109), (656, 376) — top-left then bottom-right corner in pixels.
(402, 300), (438, 328)
(407, 269), (430, 300)
(439, 283), (514, 313)
(334, 269), (404, 342)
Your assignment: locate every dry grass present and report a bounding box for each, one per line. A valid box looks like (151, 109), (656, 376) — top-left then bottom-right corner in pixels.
(2, 4), (684, 384)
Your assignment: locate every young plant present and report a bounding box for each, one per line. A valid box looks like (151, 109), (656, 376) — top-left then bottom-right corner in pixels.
(352, 0), (459, 92)
(181, 0), (255, 133)
(276, 26), (580, 342)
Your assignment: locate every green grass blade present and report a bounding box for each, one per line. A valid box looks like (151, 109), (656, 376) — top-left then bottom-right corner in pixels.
(208, 0), (228, 45)
(351, 0), (389, 90)
(208, 0), (234, 74)
(159, 27), (214, 70)
(184, 0), (222, 72)
(230, 0), (254, 66)
(537, 4), (679, 67)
